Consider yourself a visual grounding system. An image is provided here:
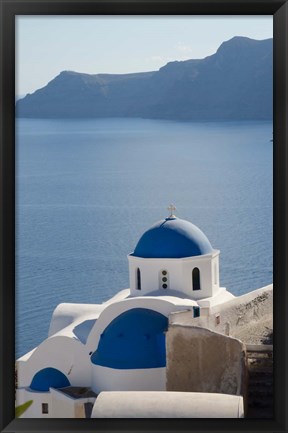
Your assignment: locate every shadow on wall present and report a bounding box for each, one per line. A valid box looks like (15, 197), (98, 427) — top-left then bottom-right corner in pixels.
(73, 319), (97, 344)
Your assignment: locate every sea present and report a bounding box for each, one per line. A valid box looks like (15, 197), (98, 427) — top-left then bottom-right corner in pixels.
(15, 118), (273, 358)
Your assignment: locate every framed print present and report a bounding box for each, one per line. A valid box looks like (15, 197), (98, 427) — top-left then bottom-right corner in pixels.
(0, 1), (287, 432)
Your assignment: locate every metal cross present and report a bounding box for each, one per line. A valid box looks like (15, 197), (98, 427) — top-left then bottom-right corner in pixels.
(167, 204), (176, 218)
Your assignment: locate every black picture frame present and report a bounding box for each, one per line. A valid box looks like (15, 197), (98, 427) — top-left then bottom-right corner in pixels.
(0, 1), (287, 432)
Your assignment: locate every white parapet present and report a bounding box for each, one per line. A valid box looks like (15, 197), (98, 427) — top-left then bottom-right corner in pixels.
(91, 391), (244, 418)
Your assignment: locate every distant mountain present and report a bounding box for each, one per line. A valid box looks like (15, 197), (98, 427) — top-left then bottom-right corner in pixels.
(16, 37), (273, 121)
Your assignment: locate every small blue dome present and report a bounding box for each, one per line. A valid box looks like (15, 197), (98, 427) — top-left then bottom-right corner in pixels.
(30, 368), (70, 392)
(132, 217), (213, 259)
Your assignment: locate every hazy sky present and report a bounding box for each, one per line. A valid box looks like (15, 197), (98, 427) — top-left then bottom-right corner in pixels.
(16, 15), (273, 96)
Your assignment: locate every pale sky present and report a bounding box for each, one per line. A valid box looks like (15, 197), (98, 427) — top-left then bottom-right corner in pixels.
(16, 15), (273, 96)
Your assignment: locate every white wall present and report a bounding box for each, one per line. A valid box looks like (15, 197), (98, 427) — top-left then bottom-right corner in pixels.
(169, 285), (273, 339)
(92, 366), (166, 394)
(16, 387), (52, 418)
(48, 303), (106, 337)
(50, 388), (96, 418)
(92, 391), (244, 418)
(16, 387), (96, 418)
(181, 251), (220, 299)
(17, 335), (92, 389)
(128, 251), (220, 300)
(128, 256), (183, 295)
(49, 388), (75, 418)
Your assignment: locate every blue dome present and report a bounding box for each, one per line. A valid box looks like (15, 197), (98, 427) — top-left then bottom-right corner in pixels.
(132, 217), (213, 259)
(30, 368), (70, 392)
(91, 308), (167, 369)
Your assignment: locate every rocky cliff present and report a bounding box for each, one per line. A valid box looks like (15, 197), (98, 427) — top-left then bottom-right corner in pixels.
(16, 36), (272, 121)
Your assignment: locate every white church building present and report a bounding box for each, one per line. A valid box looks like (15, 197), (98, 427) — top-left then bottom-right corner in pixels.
(16, 207), (243, 418)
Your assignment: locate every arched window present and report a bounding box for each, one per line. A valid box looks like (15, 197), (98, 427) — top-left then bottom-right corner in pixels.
(192, 268), (201, 291)
(136, 268), (141, 290)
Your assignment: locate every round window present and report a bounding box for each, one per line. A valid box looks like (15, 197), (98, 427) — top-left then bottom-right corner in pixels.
(162, 284), (168, 289)
(162, 277), (167, 282)
(162, 270), (167, 276)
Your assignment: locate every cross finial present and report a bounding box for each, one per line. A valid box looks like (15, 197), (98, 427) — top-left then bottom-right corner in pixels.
(167, 204), (177, 218)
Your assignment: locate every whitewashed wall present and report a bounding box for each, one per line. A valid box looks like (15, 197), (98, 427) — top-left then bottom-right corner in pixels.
(16, 387), (96, 418)
(17, 335), (92, 388)
(16, 388), (52, 418)
(128, 250), (220, 299)
(169, 285), (273, 338)
(92, 391), (244, 418)
(92, 366), (166, 394)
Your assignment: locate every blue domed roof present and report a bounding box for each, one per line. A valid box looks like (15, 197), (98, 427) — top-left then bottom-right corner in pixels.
(132, 217), (213, 259)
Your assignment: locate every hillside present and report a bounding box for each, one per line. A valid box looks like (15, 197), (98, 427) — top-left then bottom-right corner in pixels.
(16, 36), (273, 121)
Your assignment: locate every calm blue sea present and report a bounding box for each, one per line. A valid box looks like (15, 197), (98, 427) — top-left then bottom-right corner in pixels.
(15, 118), (273, 358)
